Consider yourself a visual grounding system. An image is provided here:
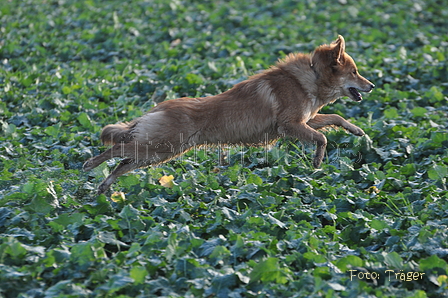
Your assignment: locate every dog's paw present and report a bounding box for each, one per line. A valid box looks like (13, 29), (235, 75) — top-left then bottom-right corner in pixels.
(97, 182), (109, 195)
(353, 127), (365, 136)
(312, 157), (322, 169)
(83, 160), (94, 171)
(346, 125), (365, 136)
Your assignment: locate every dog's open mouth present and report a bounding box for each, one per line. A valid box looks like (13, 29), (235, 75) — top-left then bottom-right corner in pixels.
(349, 87), (363, 101)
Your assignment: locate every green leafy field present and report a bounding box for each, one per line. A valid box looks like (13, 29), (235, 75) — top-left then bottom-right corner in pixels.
(1, 0), (447, 297)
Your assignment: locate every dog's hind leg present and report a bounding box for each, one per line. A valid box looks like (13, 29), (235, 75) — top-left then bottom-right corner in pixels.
(83, 142), (137, 171)
(93, 144), (182, 194)
(97, 158), (141, 194)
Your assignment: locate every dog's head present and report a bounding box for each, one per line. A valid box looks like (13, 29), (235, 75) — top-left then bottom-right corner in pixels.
(312, 35), (375, 101)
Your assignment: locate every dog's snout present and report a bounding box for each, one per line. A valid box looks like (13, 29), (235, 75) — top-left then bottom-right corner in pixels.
(366, 83), (375, 92)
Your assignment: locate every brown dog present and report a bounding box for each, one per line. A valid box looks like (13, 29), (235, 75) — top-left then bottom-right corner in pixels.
(84, 35), (374, 194)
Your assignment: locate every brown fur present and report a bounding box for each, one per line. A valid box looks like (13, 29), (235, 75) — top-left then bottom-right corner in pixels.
(83, 35), (374, 194)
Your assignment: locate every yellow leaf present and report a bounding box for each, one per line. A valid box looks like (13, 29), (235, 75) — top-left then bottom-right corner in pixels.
(365, 186), (380, 194)
(111, 191), (126, 203)
(159, 175), (175, 188)
(438, 275), (448, 288)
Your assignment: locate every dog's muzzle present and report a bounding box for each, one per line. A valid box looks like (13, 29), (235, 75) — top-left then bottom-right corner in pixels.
(349, 84), (375, 101)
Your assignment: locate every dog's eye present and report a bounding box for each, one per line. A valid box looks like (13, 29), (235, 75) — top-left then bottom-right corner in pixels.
(353, 70), (357, 74)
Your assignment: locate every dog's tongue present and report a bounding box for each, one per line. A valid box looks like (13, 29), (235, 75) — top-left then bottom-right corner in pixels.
(349, 87), (363, 101)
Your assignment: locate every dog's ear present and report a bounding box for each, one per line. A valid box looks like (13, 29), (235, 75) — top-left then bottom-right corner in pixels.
(331, 35), (345, 65)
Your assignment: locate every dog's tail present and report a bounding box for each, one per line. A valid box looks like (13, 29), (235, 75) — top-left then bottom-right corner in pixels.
(100, 122), (134, 145)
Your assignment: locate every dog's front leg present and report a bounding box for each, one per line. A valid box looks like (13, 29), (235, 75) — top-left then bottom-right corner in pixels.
(281, 123), (327, 168)
(307, 114), (365, 136)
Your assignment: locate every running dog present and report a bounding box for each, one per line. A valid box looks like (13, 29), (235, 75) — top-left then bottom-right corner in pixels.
(83, 35), (374, 194)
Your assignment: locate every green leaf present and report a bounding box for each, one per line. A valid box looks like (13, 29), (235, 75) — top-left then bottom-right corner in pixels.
(211, 274), (238, 295)
(250, 257), (291, 284)
(370, 219), (389, 230)
(120, 174), (140, 188)
(69, 243), (95, 271)
(44, 123), (62, 138)
(209, 245), (230, 259)
(410, 107), (427, 117)
(45, 280), (90, 297)
(399, 163), (416, 175)
(334, 255), (363, 272)
(165, 232), (178, 262)
(313, 266), (331, 279)
(52, 212), (85, 227)
(130, 266), (148, 285)
(383, 252), (403, 269)
(185, 73), (203, 85)
(27, 197), (55, 214)
(420, 255), (448, 271)
(0, 207), (12, 227)
(4, 123), (16, 136)
(428, 164), (447, 180)
(62, 86), (72, 94)
(231, 235), (245, 258)
(118, 205), (145, 238)
(267, 213), (287, 229)
(97, 231), (129, 247)
(100, 273), (134, 293)
(77, 112), (93, 129)
(22, 181), (35, 194)
(426, 86), (444, 102)
(384, 107), (399, 119)
(246, 173), (263, 186)
(3, 237), (27, 259)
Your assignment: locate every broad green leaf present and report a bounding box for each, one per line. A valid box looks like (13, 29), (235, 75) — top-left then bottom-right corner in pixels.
(249, 257), (291, 284)
(246, 174), (263, 186)
(62, 86), (72, 94)
(210, 273), (237, 295)
(370, 219), (389, 230)
(97, 231), (129, 247)
(27, 197), (55, 214)
(209, 245), (230, 259)
(335, 255), (363, 272)
(130, 266), (148, 285)
(121, 174), (140, 188)
(77, 113), (93, 129)
(384, 107), (399, 119)
(383, 252), (403, 268)
(313, 266), (331, 279)
(52, 213), (85, 227)
(0, 207), (12, 227)
(100, 273), (134, 293)
(428, 164), (447, 180)
(165, 233), (178, 262)
(303, 251), (326, 263)
(70, 243), (96, 269)
(45, 280), (90, 297)
(4, 238), (27, 259)
(44, 123), (61, 138)
(267, 213), (287, 229)
(426, 86), (444, 102)
(118, 205), (145, 235)
(420, 255), (448, 271)
(410, 107), (427, 117)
